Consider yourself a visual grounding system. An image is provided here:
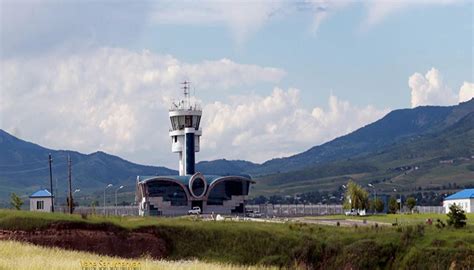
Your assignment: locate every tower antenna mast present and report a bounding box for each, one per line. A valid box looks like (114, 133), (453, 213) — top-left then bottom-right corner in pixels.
(181, 81), (191, 109)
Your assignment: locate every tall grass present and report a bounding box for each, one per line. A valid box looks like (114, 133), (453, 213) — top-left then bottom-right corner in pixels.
(0, 241), (275, 270)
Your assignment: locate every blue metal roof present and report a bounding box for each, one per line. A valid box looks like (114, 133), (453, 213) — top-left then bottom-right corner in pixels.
(30, 189), (53, 198)
(445, 189), (474, 200)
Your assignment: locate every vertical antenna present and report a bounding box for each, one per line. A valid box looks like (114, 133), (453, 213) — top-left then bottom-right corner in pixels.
(181, 81), (191, 109)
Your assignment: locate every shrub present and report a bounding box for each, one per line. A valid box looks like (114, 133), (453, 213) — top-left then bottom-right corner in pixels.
(435, 219), (446, 229)
(406, 197), (416, 213)
(10, 193), (23, 210)
(370, 198), (385, 213)
(447, 204), (467, 228)
(388, 197), (398, 214)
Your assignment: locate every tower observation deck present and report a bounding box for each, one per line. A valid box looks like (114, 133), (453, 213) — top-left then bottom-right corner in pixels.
(169, 81), (202, 176)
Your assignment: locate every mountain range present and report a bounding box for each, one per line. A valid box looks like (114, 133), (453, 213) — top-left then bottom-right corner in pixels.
(0, 99), (473, 203)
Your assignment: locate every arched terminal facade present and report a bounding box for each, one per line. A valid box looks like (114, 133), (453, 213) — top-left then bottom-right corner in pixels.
(136, 173), (254, 215)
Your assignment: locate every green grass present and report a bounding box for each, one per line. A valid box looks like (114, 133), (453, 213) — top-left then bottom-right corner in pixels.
(0, 209), (473, 269)
(305, 213), (474, 225)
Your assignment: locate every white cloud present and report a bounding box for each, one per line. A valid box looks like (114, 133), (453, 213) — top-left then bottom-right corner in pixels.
(304, 1), (351, 33)
(202, 88), (388, 162)
(1, 0), (467, 55)
(0, 1), (152, 57)
(364, 0), (463, 27)
(408, 68), (472, 107)
(302, 0), (465, 33)
(0, 46), (388, 166)
(151, 1), (283, 44)
(458, 82), (474, 103)
(0, 48), (284, 167)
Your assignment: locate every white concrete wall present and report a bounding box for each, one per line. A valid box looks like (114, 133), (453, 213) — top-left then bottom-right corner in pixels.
(29, 198), (52, 212)
(443, 198), (472, 213)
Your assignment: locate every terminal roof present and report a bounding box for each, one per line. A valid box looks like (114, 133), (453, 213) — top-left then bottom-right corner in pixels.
(137, 174), (253, 185)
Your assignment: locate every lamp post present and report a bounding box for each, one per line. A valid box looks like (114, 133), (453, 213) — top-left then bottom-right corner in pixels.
(103, 184), (112, 215)
(368, 183), (376, 213)
(394, 188), (401, 213)
(115, 185), (124, 216)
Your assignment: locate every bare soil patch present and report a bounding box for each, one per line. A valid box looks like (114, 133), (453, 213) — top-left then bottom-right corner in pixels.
(0, 222), (167, 259)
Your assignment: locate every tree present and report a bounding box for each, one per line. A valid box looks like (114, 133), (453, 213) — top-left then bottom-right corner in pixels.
(388, 196), (398, 214)
(373, 198), (384, 213)
(10, 193), (23, 210)
(406, 197), (416, 213)
(344, 180), (369, 210)
(447, 204), (467, 228)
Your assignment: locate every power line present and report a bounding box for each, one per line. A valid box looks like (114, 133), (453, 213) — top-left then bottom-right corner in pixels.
(0, 162), (67, 175)
(0, 154), (70, 167)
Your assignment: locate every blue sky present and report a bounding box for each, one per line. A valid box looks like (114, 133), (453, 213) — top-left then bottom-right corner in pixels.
(132, 1), (473, 108)
(1, 0), (473, 168)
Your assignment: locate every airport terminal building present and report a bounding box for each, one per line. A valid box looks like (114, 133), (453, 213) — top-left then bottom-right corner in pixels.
(136, 82), (254, 216)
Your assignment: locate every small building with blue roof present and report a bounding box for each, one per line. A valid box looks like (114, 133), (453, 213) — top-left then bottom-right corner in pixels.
(29, 189), (53, 212)
(443, 189), (474, 213)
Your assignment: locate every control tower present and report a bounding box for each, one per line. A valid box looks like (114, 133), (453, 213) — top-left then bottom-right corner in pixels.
(136, 82), (254, 216)
(169, 81), (202, 176)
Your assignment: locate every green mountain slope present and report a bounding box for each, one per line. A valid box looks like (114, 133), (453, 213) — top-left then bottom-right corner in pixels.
(0, 130), (176, 201)
(254, 111), (474, 196)
(250, 99), (474, 175)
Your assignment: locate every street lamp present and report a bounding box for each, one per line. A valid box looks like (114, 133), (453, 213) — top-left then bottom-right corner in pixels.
(394, 188), (401, 213)
(103, 184), (113, 215)
(115, 185), (124, 215)
(73, 189), (80, 194)
(368, 183), (376, 213)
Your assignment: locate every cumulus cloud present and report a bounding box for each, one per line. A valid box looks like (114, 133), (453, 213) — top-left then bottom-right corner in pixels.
(0, 48), (284, 167)
(458, 82), (474, 103)
(202, 88), (388, 162)
(408, 68), (472, 107)
(0, 46), (388, 166)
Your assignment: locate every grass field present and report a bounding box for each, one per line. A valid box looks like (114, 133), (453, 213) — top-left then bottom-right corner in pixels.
(0, 241), (274, 270)
(0, 209), (473, 269)
(305, 213), (474, 225)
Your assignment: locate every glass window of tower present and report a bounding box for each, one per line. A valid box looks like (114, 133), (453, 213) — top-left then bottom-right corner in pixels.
(193, 116), (201, 129)
(185, 115), (192, 127)
(177, 116), (185, 129)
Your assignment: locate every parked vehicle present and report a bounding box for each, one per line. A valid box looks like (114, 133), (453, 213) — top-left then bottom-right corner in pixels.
(345, 209), (367, 216)
(188, 206), (201, 215)
(246, 210), (262, 218)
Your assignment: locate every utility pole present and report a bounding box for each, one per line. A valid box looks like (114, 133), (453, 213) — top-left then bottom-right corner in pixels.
(68, 155), (73, 214)
(49, 153), (54, 212)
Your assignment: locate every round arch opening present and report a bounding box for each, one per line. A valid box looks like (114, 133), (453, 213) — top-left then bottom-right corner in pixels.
(189, 175), (207, 198)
